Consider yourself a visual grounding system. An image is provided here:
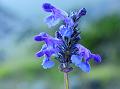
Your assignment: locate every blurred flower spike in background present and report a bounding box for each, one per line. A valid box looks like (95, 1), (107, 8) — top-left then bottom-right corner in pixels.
(34, 3), (101, 73)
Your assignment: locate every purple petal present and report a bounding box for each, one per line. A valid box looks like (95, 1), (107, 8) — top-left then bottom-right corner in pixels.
(43, 3), (69, 27)
(91, 54), (101, 63)
(53, 8), (68, 19)
(78, 8), (87, 16)
(59, 25), (65, 35)
(64, 17), (74, 27)
(71, 54), (91, 72)
(34, 32), (59, 47)
(34, 35), (43, 41)
(76, 44), (91, 59)
(44, 48), (55, 57)
(34, 32), (48, 41)
(36, 51), (44, 57)
(41, 44), (47, 50)
(71, 55), (82, 66)
(35, 44), (47, 58)
(42, 3), (55, 12)
(55, 31), (62, 39)
(59, 25), (73, 38)
(45, 15), (60, 27)
(76, 44), (101, 64)
(42, 57), (55, 69)
(64, 28), (73, 37)
(78, 62), (90, 72)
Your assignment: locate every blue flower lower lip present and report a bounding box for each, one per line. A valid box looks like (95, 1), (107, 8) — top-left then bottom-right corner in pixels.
(34, 3), (101, 72)
(42, 57), (55, 69)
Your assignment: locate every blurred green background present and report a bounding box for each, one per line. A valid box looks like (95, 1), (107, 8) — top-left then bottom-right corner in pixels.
(0, 0), (120, 89)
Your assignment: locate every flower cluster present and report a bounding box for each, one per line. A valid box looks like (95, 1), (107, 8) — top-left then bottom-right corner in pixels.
(34, 3), (101, 72)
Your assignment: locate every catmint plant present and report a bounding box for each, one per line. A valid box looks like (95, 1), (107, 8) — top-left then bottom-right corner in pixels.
(34, 3), (101, 89)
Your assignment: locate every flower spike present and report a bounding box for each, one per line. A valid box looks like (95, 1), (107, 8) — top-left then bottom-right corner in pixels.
(35, 3), (101, 72)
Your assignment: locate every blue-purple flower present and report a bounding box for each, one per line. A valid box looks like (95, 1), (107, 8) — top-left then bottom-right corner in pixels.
(42, 56), (55, 69)
(34, 3), (101, 72)
(34, 32), (62, 69)
(71, 44), (101, 72)
(42, 3), (74, 27)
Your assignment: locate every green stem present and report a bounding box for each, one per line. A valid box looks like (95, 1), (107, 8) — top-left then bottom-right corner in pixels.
(64, 72), (69, 89)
